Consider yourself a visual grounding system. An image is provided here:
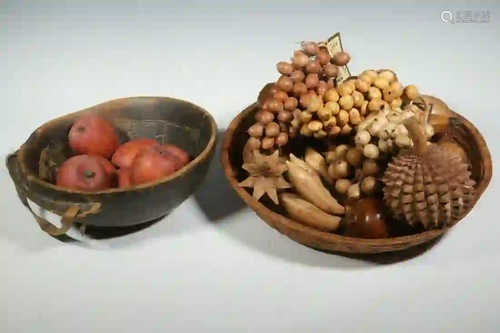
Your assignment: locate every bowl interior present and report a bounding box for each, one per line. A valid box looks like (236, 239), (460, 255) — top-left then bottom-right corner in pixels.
(21, 97), (216, 187)
(224, 103), (491, 243)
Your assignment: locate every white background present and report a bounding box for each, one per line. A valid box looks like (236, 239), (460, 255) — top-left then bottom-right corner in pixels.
(1, 1), (499, 332)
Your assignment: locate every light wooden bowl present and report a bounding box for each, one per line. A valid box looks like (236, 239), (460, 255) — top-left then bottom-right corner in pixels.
(220, 102), (492, 255)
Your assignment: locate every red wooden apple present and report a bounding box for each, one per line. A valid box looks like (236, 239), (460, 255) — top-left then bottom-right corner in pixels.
(162, 144), (191, 170)
(117, 168), (132, 188)
(69, 115), (120, 159)
(92, 155), (118, 187)
(111, 138), (159, 169)
(56, 155), (112, 191)
(93, 155), (117, 177)
(129, 145), (179, 186)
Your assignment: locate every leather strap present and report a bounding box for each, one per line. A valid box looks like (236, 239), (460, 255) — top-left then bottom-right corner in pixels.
(31, 205), (80, 236)
(7, 151), (101, 237)
(24, 196), (101, 236)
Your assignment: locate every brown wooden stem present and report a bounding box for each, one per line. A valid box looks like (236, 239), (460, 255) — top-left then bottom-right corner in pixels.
(410, 95), (431, 124)
(428, 103), (434, 115)
(418, 95), (430, 123)
(403, 117), (428, 156)
(83, 170), (95, 178)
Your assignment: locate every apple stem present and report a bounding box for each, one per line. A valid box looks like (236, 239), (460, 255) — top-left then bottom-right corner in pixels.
(77, 126), (86, 132)
(83, 170), (95, 178)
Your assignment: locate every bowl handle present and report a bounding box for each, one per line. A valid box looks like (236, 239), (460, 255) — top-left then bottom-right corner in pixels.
(6, 151), (101, 236)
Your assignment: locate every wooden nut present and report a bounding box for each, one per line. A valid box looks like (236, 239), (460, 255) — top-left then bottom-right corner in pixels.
(328, 125), (341, 137)
(323, 116), (337, 128)
(340, 124), (353, 136)
(349, 108), (362, 125)
(307, 120), (323, 133)
(337, 110), (350, 127)
(300, 124), (313, 137)
(314, 130), (327, 139)
(299, 111), (313, 123)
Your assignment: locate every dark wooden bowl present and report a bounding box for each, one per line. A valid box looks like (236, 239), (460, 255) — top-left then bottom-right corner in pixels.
(221, 102), (492, 255)
(6, 96), (217, 236)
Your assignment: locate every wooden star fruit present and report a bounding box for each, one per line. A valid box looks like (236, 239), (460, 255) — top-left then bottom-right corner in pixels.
(237, 149), (291, 205)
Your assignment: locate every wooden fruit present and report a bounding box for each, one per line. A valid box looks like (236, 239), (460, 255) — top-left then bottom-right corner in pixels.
(420, 95), (453, 135)
(117, 168), (132, 188)
(421, 95), (452, 117)
(93, 155), (117, 177)
(382, 117), (476, 229)
(162, 144), (191, 170)
(344, 198), (390, 239)
(68, 115), (120, 158)
(7, 96), (217, 233)
(111, 138), (159, 169)
(129, 145), (180, 185)
(56, 155), (111, 192)
(220, 102), (491, 254)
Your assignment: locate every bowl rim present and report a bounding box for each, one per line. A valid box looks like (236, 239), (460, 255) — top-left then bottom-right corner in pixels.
(220, 101), (493, 247)
(17, 96), (218, 194)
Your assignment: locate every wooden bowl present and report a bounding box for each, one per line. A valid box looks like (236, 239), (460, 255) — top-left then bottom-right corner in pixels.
(221, 102), (492, 255)
(6, 96), (217, 236)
